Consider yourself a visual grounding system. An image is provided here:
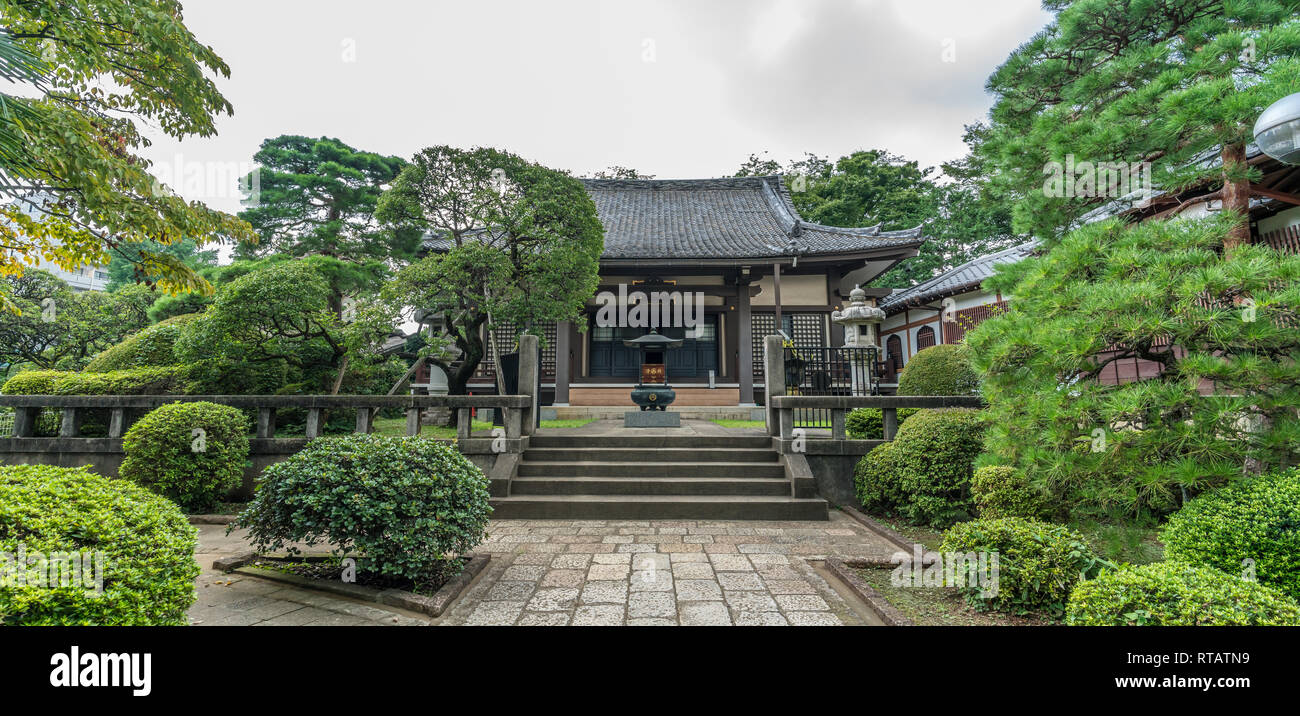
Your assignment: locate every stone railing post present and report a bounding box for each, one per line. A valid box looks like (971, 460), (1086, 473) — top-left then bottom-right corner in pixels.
(257, 408), (276, 439)
(831, 408), (846, 440)
(12, 407), (38, 438)
(518, 333), (539, 435)
(59, 407), (81, 438)
(108, 408), (127, 439)
(355, 407), (373, 434)
(883, 407), (898, 440)
(305, 408), (323, 439)
(763, 334), (786, 436)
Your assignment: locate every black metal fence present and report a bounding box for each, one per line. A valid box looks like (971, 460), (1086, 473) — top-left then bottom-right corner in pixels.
(783, 346), (880, 429)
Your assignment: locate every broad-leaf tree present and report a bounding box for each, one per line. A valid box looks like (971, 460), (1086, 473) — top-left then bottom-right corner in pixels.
(106, 238), (217, 292)
(967, 214), (1300, 520)
(0, 1), (255, 310)
(976, 0), (1300, 247)
(377, 146), (603, 396)
(0, 269), (153, 373)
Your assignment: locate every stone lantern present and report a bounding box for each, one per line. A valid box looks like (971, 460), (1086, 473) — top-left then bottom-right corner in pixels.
(831, 285), (886, 394)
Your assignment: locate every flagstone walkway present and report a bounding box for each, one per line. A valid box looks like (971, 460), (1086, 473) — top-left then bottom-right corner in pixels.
(191, 511), (899, 626)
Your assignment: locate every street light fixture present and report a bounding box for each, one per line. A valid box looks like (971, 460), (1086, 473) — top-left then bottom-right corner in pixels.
(1254, 92), (1300, 165)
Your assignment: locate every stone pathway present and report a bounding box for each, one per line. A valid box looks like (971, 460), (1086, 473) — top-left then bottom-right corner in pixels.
(191, 511), (899, 626)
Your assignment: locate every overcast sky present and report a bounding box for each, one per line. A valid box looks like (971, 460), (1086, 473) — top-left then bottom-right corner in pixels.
(142, 0), (1054, 216)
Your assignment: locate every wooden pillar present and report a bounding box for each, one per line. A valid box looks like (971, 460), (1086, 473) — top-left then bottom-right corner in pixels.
(773, 262), (783, 332)
(737, 279), (755, 406)
(553, 320), (571, 406)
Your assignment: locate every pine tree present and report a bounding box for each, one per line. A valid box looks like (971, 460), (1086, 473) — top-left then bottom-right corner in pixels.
(976, 0), (1300, 248)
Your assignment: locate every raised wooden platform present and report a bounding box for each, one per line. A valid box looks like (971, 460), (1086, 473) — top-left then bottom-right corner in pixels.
(569, 386), (740, 407)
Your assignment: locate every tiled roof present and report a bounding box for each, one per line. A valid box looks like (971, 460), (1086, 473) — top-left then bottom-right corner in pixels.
(422, 176), (926, 261)
(879, 241), (1038, 315)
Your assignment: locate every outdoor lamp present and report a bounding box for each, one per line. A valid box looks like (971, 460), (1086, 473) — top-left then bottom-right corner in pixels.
(1254, 92), (1300, 165)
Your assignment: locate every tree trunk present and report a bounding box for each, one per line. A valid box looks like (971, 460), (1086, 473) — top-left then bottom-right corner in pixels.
(1221, 142), (1251, 253)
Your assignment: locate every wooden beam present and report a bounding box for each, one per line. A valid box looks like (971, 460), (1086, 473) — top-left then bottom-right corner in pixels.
(1249, 184), (1300, 206)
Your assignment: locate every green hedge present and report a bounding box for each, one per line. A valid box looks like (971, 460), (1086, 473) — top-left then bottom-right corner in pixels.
(845, 407), (917, 439)
(120, 402), (250, 513)
(1, 367), (182, 396)
(971, 465), (1052, 520)
(897, 343), (980, 396)
(0, 465), (199, 625)
(1, 370), (65, 395)
(853, 408), (985, 527)
(1066, 562), (1300, 626)
(1162, 469), (1300, 601)
(85, 313), (200, 372)
(234, 434), (492, 583)
(940, 516), (1107, 615)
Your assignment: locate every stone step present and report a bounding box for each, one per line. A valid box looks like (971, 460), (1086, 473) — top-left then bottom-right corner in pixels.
(510, 477), (790, 496)
(489, 495), (829, 520)
(516, 461), (786, 478)
(521, 447), (778, 463)
(527, 435), (772, 450)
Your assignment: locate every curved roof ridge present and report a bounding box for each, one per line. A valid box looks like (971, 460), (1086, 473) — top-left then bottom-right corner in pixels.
(880, 240), (1038, 313)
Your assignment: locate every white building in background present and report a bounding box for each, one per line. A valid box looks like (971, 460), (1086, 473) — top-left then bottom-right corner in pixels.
(3, 193), (111, 292)
(876, 241), (1038, 386)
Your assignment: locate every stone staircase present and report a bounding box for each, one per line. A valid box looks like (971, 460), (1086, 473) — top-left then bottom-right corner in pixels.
(490, 434), (828, 520)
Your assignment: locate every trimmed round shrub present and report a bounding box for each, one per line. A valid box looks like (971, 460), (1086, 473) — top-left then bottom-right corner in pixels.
(234, 434), (492, 583)
(845, 407), (917, 439)
(120, 401), (250, 512)
(84, 313), (199, 372)
(940, 516), (1105, 615)
(1162, 470), (1300, 601)
(897, 343), (979, 396)
(855, 440), (904, 513)
(852, 408), (986, 527)
(899, 409), (986, 527)
(971, 465), (1052, 520)
(1066, 562), (1300, 626)
(0, 465), (199, 625)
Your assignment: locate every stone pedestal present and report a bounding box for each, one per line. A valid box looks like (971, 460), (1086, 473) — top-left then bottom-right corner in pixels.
(624, 411), (681, 428)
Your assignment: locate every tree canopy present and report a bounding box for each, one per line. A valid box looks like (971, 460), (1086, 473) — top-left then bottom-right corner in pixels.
(967, 214), (1300, 520)
(235, 135), (415, 263)
(377, 146), (604, 395)
(0, 1), (255, 310)
(973, 0), (1300, 246)
(737, 148), (1025, 287)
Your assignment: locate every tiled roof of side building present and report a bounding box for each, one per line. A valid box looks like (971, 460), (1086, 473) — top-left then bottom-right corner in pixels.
(879, 240), (1039, 316)
(422, 175), (926, 261)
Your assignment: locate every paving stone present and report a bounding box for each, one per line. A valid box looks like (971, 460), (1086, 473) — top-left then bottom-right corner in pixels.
(709, 555), (754, 572)
(615, 543), (656, 553)
(592, 553), (633, 565)
(723, 590), (779, 612)
(628, 618), (677, 626)
(500, 565), (546, 582)
(717, 572), (764, 591)
(587, 563), (630, 580)
(526, 588), (580, 612)
(255, 606), (337, 626)
(486, 581), (537, 601)
(580, 580), (629, 605)
(464, 600), (526, 626)
(511, 553), (555, 565)
(298, 613), (376, 627)
(734, 611), (789, 626)
(633, 553), (671, 570)
(573, 605), (625, 626)
(630, 570), (674, 593)
(678, 601), (732, 626)
(758, 565), (801, 581)
(675, 579), (723, 602)
(540, 569), (586, 588)
(747, 554), (790, 567)
(518, 612), (571, 626)
(551, 554), (592, 569)
(775, 594), (831, 611)
(668, 552), (709, 563)
(628, 592), (677, 619)
(787, 611), (843, 626)
(763, 579), (818, 595)
(672, 562), (715, 579)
